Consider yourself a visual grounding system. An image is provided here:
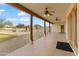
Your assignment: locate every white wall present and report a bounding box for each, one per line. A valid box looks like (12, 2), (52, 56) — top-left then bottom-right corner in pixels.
(51, 24), (61, 32)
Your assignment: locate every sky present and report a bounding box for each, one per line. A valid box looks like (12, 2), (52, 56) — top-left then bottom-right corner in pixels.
(0, 3), (49, 26)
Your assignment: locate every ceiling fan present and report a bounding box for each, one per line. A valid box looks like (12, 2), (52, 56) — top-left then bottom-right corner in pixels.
(55, 17), (60, 21)
(44, 8), (55, 17)
(53, 17), (61, 24)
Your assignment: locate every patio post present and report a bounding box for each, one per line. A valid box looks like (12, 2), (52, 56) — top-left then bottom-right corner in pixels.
(49, 23), (51, 32)
(30, 15), (33, 44)
(44, 21), (46, 36)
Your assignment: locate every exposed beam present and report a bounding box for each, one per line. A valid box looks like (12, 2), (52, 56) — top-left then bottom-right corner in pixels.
(7, 3), (53, 24)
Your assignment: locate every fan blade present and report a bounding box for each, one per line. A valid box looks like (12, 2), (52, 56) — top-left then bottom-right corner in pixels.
(50, 11), (55, 13)
(49, 13), (53, 16)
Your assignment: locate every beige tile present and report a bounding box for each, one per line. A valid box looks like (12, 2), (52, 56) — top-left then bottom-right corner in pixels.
(7, 32), (75, 56)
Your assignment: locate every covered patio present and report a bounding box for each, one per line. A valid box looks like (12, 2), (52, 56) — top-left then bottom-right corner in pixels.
(7, 32), (74, 56)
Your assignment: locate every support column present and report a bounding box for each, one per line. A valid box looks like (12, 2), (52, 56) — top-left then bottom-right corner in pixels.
(49, 23), (51, 32)
(44, 21), (46, 36)
(30, 15), (33, 44)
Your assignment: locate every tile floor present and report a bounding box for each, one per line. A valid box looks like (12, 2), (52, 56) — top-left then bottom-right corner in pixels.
(7, 32), (75, 56)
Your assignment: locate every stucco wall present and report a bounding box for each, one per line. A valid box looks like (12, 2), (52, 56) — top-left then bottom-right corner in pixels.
(77, 4), (79, 55)
(66, 4), (78, 55)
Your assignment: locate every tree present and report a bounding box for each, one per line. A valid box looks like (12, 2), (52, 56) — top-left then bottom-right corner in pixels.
(4, 20), (13, 27)
(0, 18), (5, 28)
(16, 24), (25, 28)
(0, 18), (13, 28)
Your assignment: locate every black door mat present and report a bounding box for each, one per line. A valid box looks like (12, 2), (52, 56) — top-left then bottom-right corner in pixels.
(56, 41), (73, 52)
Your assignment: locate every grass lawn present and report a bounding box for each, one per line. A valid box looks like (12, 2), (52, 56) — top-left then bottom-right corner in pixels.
(0, 34), (16, 43)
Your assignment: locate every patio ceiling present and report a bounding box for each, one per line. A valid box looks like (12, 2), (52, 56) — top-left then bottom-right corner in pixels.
(20, 3), (71, 24)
